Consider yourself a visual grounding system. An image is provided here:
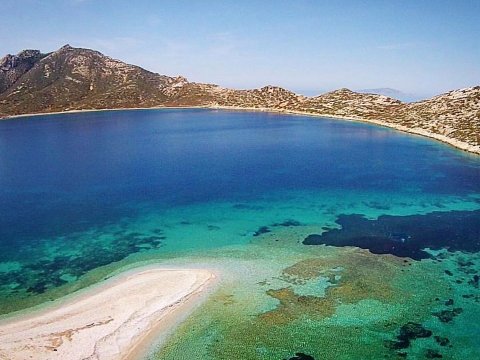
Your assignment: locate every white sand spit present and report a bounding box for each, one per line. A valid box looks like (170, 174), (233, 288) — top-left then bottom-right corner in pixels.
(0, 267), (215, 360)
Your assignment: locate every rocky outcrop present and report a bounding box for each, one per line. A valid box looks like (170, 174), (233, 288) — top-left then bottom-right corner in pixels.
(0, 49), (46, 93)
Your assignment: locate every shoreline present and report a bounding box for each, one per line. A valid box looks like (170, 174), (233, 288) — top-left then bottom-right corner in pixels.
(124, 267), (216, 360)
(0, 265), (217, 360)
(1, 105), (478, 156)
(209, 105), (480, 156)
(0, 105), (209, 120)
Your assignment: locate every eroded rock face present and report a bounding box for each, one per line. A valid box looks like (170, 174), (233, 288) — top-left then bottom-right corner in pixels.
(0, 50), (42, 71)
(0, 49), (45, 93)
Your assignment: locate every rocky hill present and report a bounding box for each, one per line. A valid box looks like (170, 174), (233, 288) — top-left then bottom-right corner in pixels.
(0, 45), (179, 114)
(300, 87), (479, 154)
(400, 88), (479, 150)
(302, 88), (403, 117)
(0, 45), (478, 154)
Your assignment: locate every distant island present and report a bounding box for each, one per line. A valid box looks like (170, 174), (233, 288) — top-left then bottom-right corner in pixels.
(1, 45), (478, 154)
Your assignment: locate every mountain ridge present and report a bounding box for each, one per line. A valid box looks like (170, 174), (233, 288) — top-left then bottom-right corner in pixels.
(0, 45), (478, 154)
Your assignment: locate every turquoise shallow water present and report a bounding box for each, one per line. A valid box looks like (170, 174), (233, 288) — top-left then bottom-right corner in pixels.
(0, 109), (479, 358)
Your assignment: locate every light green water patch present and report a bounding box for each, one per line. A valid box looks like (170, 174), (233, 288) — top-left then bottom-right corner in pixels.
(0, 261), (22, 273)
(283, 274), (333, 298)
(152, 241), (453, 359)
(376, 249), (480, 359)
(0, 187), (478, 316)
(329, 299), (400, 326)
(127, 188), (480, 253)
(415, 251), (480, 359)
(1, 212), (478, 357)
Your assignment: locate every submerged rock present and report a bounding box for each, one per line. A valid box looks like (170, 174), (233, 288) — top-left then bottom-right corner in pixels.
(434, 336), (450, 346)
(457, 259), (474, 267)
(468, 275), (479, 288)
(253, 226), (271, 237)
(284, 353), (315, 360)
(432, 308), (463, 323)
(385, 322), (432, 350)
(0, 230), (166, 295)
(384, 339), (410, 350)
(272, 219), (302, 227)
(399, 322), (432, 340)
(425, 349), (443, 358)
(445, 299), (454, 306)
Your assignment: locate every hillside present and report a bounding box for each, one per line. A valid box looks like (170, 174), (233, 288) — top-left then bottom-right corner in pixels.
(0, 45), (179, 114)
(0, 45), (478, 154)
(400, 88), (480, 149)
(357, 88), (421, 103)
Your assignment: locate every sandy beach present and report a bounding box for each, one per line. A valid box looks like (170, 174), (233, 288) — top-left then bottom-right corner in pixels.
(0, 267), (216, 360)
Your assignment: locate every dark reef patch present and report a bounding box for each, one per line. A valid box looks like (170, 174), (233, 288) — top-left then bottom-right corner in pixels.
(432, 308), (463, 323)
(303, 209), (480, 260)
(434, 336), (450, 347)
(272, 219), (303, 227)
(0, 230), (165, 295)
(468, 275), (479, 288)
(253, 226), (271, 237)
(384, 322), (432, 350)
(284, 353), (315, 360)
(253, 219), (303, 237)
(425, 349), (443, 358)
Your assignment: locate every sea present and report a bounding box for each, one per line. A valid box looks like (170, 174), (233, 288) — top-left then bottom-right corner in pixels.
(0, 109), (478, 359)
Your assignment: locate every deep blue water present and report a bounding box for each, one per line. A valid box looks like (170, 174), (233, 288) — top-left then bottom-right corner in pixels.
(0, 108), (479, 250)
(1, 109), (480, 360)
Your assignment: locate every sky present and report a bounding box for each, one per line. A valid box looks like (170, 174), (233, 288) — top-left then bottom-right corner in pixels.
(1, 0), (479, 97)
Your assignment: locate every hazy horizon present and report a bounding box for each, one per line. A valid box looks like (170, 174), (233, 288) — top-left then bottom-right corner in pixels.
(1, 0), (478, 96)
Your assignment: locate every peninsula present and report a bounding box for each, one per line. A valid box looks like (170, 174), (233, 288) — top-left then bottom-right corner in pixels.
(1, 45), (478, 154)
